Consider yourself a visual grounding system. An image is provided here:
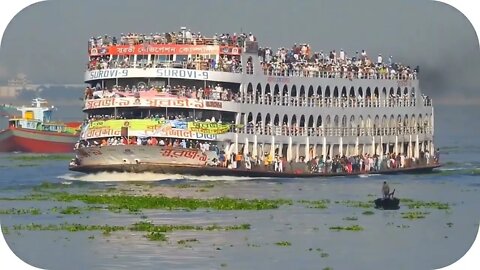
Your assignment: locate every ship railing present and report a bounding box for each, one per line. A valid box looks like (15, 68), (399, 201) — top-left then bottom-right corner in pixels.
(262, 69), (417, 80)
(235, 125), (429, 137)
(89, 37), (244, 48)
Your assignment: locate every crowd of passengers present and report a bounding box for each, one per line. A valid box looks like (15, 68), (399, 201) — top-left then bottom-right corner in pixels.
(83, 83), (431, 107)
(87, 29), (418, 80)
(84, 112), (231, 126)
(75, 136), (220, 153)
(84, 84), (239, 102)
(88, 54), (242, 73)
(210, 150), (439, 173)
(258, 45), (419, 80)
(74, 134), (439, 173)
(88, 31), (255, 48)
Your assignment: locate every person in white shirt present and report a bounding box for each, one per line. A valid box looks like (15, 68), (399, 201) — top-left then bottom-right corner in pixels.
(377, 54), (383, 66)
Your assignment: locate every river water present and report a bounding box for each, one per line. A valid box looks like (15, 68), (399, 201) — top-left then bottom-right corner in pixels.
(0, 104), (479, 270)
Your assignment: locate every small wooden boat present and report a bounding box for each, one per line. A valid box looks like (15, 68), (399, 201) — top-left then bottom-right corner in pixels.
(374, 197), (400, 210)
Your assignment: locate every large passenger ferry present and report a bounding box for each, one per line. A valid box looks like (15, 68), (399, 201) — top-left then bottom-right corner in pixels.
(69, 28), (440, 177)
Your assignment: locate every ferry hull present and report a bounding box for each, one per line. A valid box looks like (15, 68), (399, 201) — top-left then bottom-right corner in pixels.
(69, 163), (440, 178)
(0, 128), (77, 153)
(68, 145), (441, 178)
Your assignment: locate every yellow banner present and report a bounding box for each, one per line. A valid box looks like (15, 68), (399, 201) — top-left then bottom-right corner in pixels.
(89, 119), (166, 130)
(187, 122), (231, 135)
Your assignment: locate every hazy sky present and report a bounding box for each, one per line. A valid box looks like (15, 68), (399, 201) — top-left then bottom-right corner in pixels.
(0, 0), (478, 103)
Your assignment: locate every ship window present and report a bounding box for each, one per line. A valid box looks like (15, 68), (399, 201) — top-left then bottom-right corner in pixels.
(136, 55), (149, 67)
(176, 55), (188, 62)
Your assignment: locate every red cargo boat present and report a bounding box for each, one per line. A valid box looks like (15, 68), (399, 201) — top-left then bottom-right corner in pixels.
(0, 98), (81, 153)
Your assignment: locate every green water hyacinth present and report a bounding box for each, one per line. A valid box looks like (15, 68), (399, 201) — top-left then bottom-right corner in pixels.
(275, 241), (292, 246)
(0, 208), (41, 215)
(40, 193), (292, 211)
(329, 225), (364, 231)
(401, 211), (430, 220)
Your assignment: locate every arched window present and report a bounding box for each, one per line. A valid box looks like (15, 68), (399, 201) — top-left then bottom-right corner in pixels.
(325, 86), (331, 97)
(317, 86), (322, 97)
(274, 114), (280, 126)
(316, 115), (323, 127)
(308, 86), (314, 97)
(349, 86), (355, 97)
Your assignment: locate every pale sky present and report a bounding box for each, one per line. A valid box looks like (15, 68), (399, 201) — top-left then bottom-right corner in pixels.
(0, 0), (478, 103)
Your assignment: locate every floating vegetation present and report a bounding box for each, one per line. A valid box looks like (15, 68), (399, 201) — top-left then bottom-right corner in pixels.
(10, 220), (251, 242)
(10, 154), (72, 161)
(59, 206), (82, 215)
(145, 231), (167, 241)
(446, 222), (454, 228)
(2, 227), (9, 235)
(16, 164), (39, 167)
(275, 241), (291, 246)
(320, 252), (329, 258)
(130, 221), (250, 233)
(32, 181), (79, 192)
(396, 224), (410, 229)
(0, 208), (41, 215)
(401, 211), (430, 220)
(362, 211), (375, 215)
(343, 216), (358, 221)
(329, 225), (364, 231)
(12, 223), (126, 232)
(298, 199), (330, 209)
(336, 200), (372, 208)
(323, 267), (333, 270)
(175, 184), (194, 189)
(33, 193), (293, 211)
(401, 199), (450, 210)
(177, 238), (198, 245)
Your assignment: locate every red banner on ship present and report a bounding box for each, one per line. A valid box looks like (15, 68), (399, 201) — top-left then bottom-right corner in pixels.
(89, 44), (242, 56)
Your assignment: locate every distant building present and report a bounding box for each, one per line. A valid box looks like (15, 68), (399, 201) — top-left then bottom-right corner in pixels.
(0, 73), (37, 98)
(0, 73), (84, 100)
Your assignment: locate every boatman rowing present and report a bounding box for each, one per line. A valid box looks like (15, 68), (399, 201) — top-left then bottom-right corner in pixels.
(382, 181), (390, 199)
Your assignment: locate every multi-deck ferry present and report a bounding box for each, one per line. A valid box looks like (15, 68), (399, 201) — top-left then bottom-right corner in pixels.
(69, 29), (440, 177)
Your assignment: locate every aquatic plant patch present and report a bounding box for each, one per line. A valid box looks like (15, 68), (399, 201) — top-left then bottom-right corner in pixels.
(401, 211), (430, 219)
(275, 241), (292, 246)
(401, 199), (449, 210)
(177, 238), (199, 244)
(10, 154), (72, 161)
(335, 200), (372, 208)
(0, 208), (41, 215)
(298, 199), (330, 209)
(37, 193), (293, 211)
(329, 225), (364, 231)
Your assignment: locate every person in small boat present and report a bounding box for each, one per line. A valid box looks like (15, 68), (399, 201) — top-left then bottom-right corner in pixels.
(382, 181), (390, 199)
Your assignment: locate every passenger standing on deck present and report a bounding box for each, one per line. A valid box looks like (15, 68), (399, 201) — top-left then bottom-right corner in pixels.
(382, 181), (390, 199)
(245, 153), (252, 170)
(425, 150), (431, 165)
(434, 148), (440, 164)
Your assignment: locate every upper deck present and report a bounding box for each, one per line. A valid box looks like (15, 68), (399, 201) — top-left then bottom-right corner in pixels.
(86, 29), (419, 83)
